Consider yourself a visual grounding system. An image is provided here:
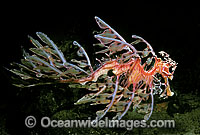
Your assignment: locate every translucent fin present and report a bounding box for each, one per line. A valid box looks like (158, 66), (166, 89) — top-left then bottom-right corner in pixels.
(94, 16), (137, 58)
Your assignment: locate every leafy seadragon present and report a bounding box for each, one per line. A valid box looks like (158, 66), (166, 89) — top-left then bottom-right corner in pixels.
(9, 16), (177, 122)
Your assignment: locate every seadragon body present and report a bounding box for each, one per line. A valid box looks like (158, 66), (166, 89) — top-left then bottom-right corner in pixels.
(9, 16), (177, 122)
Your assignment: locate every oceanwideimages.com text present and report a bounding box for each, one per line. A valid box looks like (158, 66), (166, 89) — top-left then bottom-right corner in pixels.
(25, 116), (175, 130)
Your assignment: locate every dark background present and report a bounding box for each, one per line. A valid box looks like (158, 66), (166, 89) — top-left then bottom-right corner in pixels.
(0, 6), (200, 134)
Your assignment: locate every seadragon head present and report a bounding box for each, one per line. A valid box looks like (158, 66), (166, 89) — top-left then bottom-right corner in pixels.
(152, 51), (178, 97)
(158, 51), (178, 80)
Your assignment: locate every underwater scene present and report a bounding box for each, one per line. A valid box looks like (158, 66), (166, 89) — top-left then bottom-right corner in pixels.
(1, 8), (200, 135)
